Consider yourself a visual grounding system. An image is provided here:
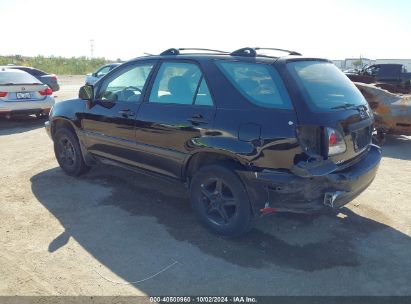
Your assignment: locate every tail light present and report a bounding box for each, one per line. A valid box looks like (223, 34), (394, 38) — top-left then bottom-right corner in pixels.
(0, 92), (8, 97)
(39, 88), (53, 96)
(326, 127), (346, 156)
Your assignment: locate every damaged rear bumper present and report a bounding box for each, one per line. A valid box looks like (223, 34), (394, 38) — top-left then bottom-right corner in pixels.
(239, 145), (381, 215)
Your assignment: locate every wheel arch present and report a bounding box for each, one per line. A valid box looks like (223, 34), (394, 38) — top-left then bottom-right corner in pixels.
(182, 150), (249, 184)
(51, 117), (94, 166)
(50, 117), (78, 141)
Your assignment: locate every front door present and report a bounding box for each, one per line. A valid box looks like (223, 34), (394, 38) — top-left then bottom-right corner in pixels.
(81, 61), (156, 165)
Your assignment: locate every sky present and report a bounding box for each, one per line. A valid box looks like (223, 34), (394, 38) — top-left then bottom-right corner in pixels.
(0, 0), (410, 60)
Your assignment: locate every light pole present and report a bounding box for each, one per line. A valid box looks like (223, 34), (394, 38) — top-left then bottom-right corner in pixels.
(90, 39), (94, 58)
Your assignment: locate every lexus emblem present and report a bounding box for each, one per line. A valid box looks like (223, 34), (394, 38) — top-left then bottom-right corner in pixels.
(21, 87), (26, 91)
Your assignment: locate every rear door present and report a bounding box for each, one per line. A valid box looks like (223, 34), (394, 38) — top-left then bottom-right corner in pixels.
(81, 61), (156, 165)
(134, 60), (216, 178)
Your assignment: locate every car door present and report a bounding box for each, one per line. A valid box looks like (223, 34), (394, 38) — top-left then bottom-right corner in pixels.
(134, 60), (216, 179)
(81, 61), (156, 165)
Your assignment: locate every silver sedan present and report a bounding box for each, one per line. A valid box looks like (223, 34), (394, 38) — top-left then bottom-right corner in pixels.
(0, 68), (55, 119)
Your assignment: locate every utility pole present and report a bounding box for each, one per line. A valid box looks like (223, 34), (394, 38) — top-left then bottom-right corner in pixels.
(90, 39), (94, 58)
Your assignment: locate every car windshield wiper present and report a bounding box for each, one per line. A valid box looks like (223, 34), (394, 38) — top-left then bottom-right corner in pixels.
(331, 103), (357, 110)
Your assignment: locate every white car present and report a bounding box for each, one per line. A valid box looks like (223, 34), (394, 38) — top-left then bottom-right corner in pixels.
(85, 63), (121, 85)
(0, 68), (55, 119)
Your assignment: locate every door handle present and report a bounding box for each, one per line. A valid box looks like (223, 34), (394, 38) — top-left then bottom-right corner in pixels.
(118, 109), (135, 118)
(187, 113), (207, 125)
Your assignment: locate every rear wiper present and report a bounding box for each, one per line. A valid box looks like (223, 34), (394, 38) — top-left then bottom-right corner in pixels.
(331, 103), (357, 110)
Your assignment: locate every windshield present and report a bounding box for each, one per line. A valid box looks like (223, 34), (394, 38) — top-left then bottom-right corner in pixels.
(287, 61), (367, 111)
(0, 70), (42, 85)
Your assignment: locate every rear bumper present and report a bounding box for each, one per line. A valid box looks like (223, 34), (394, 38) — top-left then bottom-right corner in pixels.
(239, 145), (381, 215)
(0, 108), (51, 117)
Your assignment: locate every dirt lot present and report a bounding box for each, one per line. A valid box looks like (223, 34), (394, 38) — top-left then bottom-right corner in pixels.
(0, 75), (410, 296)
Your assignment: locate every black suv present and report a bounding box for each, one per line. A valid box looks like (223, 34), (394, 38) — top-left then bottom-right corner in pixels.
(45, 47), (381, 237)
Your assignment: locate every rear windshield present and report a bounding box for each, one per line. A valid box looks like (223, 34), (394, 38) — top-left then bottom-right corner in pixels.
(287, 61), (367, 111)
(217, 61), (293, 110)
(0, 70), (42, 85)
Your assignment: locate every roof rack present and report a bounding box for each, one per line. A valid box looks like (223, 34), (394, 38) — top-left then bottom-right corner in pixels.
(230, 47), (302, 57)
(160, 48), (229, 55)
(159, 47), (302, 57)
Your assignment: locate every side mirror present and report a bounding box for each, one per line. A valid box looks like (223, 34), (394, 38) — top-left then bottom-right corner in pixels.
(79, 85), (94, 101)
(92, 73), (97, 77)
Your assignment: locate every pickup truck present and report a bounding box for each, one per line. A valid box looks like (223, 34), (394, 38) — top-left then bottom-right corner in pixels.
(346, 64), (411, 93)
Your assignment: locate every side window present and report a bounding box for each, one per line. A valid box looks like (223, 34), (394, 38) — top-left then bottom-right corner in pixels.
(366, 66), (380, 76)
(149, 62), (213, 106)
(97, 63), (153, 102)
(96, 66), (111, 78)
(217, 61), (292, 110)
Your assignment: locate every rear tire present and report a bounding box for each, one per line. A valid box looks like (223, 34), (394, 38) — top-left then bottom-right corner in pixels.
(54, 128), (90, 176)
(190, 164), (253, 237)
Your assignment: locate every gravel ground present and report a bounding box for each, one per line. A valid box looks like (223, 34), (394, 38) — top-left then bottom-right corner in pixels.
(0, 75), (410, 296)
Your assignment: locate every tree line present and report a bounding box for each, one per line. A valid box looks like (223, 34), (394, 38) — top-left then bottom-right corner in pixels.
(0, 55), (111, 75)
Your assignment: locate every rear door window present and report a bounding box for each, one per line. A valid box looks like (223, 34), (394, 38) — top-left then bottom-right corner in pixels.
(217, 61), (293, 110)
(149, 62), (213, 106)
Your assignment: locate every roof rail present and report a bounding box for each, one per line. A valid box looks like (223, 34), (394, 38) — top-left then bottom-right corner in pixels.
(255, 47), (302, 56)
(160, 48), (229, 56)
(230, 47), (302, 57)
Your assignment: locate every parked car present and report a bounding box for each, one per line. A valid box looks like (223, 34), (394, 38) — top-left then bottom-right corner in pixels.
(4, 65), (60, 92)
(85, 63), (121, 85)
(0, 68), (55, 118)
(355, 82), (411, 145)
(45, 47), (381, 237)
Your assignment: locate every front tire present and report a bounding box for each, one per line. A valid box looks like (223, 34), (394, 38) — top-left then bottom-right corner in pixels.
(190, 164), (253, 237)
(54, 128), (90, 176)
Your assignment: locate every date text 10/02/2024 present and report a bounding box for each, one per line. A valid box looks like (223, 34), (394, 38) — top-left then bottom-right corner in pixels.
(149, 296), (258, 303)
